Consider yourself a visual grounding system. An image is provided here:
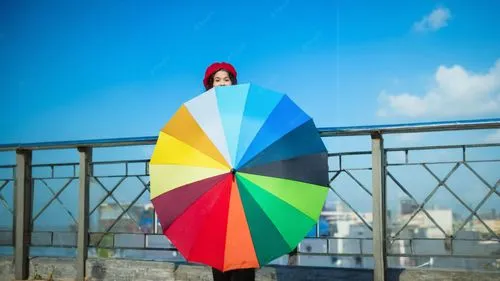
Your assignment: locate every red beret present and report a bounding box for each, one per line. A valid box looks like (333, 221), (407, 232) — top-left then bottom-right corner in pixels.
(203, 62), (237, 89)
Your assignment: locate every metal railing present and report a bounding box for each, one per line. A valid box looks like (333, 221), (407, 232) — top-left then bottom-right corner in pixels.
(0, 118), (499, 281)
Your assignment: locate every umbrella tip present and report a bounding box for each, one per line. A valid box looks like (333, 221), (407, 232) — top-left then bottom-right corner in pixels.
(230, 168), (236, 175)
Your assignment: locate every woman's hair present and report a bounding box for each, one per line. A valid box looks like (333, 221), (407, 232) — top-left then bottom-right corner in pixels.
(205, 69), (237, 90)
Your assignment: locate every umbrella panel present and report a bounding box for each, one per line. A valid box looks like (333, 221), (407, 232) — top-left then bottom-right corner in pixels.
(240, 153), (329, 186)
(238, 119), (327, 170)
(234, 85), (285, 167)
(238, 173), (328, 222)
(152, 173), (228, 230)
(161, 105), (229, 168)
(223, 180), (259, 270)
(165, 174), (233, 270)
(236, 95), (311, 169)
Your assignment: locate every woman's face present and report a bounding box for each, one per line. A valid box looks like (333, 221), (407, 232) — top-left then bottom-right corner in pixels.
(212, 70), (233, 87)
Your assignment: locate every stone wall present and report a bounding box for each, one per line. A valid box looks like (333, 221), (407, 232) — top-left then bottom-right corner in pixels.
(1, 256), (499, 281)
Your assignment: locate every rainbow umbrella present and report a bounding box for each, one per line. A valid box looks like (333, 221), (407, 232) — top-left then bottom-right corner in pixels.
(149, 83), (329, 272)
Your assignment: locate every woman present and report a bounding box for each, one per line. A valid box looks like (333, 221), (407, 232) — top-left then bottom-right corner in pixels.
(203, 61), (238, 90)
(203, 62), (256, 281)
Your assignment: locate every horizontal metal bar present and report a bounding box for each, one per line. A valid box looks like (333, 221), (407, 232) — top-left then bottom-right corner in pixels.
(0, 136), (158, 151)
(30, 244), (374, 257)
(31, 173), (148, 179)
(389, 237), (500, 242)
(31, 160), (150, 168)
(331, 144), (499, 158)
(387, 159), (500, 166)
(297, 252), (373, 257)
(1, 119), (499, 151)
(88, 232), (158, 235)
(90, 174), (149, 178)
(386, 142), (500, 152)
(320, 118), (500, 137)
(305, 237), (374, 241)
(32, 174), (148, 180)
(24, 231), (500, 244)
(387, 253), (500, 259)
(299, 252), (500, 259)
(329, 168), (373, 172)
(88, 245), (178, 251)
(92, 159), (149, 165)
(29, 244), (77, 249)
(31, 163), (79, 168)
(32, 176), (79, 180)
(329, 151), (371, 157)
(29, 231), (75, 234)
(22, 231), (500, 243)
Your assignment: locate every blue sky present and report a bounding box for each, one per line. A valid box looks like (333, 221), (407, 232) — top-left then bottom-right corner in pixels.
(0, 1), (499, 229)
(1, 0), (499, 144)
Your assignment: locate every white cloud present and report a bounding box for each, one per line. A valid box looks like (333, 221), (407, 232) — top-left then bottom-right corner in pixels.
(413, 7), (451, 32)
(378, 59), (500, 118)
(485, 130), (500, 143)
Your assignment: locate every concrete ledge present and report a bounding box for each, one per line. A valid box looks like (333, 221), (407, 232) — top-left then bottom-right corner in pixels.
(1, 256), (499, 281)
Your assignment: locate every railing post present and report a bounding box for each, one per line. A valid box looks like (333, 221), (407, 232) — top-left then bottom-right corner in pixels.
(77, 147), (92, 281)
(14, 149), (33, 280)
(371, 132), (387, 281)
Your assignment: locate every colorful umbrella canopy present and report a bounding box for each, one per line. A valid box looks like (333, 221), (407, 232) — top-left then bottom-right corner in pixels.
(149, 83), (329, 272)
